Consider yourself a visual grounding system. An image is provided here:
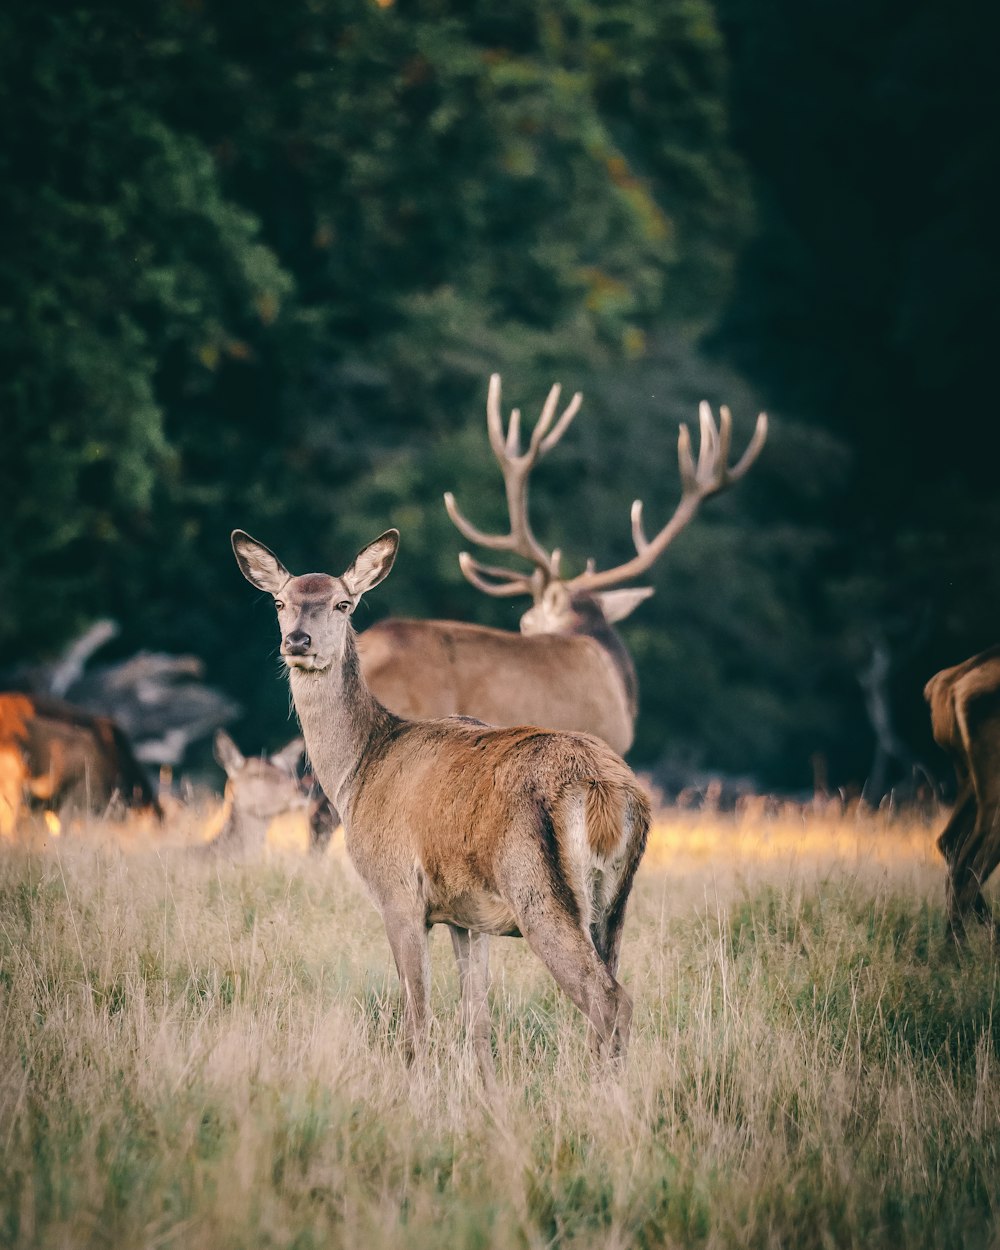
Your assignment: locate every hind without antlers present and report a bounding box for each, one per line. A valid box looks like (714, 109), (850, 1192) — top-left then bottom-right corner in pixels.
(231, 526), (650, 1077)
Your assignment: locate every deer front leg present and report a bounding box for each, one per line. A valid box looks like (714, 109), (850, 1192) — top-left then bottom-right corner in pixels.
(449, 925), (495, 1086)
(951, 806), (1000, 937)
(937, 784), (979, 934)
(383, 909), (431, 1064)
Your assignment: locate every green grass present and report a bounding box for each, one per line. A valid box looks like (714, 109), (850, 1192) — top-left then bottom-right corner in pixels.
(0, 815), (998, 1249)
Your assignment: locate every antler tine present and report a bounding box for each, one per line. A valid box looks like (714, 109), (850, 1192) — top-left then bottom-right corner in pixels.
(567, 400), (768, 594)
(630, 499), (649, 554)
(526, 383), (563, 457)
(728, 411), (769, 481)
(485, 372), (509, 459)
(696, 401), (719, 481)
(715, 403), (733, 475)
(457, 552), (541, 598)
(444, 374), (586, 592)
(538, 389), (583, 455)
(506, 407), (522, 456)
(443, 491), (514, 551)
(677, 422), (696, 495)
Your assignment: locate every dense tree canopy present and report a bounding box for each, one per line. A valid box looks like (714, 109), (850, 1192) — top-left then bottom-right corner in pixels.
(1, 0), (991, 791)
(714, 0), (1000, 781)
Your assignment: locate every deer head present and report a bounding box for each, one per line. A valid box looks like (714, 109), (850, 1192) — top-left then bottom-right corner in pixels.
(445, 374), (768, 633)
(213, 729), (309, 820)
(231, 530), (399, 672)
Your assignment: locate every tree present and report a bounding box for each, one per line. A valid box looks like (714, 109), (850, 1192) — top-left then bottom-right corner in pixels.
(713, 0), (1000, 788)
(2, 0), (755, 763)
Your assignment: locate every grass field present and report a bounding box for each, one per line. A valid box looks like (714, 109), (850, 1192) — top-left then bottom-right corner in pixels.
(1, 807), (998, 1249)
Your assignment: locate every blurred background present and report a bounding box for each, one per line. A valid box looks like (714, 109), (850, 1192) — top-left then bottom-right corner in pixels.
(1, 0), (997, 797)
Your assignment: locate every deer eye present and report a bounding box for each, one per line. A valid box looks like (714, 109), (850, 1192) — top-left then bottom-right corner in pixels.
(336, 600), (351, 612)
(274, 600), (284, 611)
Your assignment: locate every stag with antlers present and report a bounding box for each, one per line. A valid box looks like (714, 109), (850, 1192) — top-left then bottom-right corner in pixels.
(356, 374), (767, 753)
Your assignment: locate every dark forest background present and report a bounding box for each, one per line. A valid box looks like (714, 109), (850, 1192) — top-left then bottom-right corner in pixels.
(1, 0), (997, 794)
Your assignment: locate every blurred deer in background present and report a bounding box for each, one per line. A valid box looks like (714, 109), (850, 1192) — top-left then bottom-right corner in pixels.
(203, 730), (336, 855)
(0, 693), (162, 836)
(358, 374), (767, 754)
(925, 646), (1000, 935)
(232, 527), (650, 1077)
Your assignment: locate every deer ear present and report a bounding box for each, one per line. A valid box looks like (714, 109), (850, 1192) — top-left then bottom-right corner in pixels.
(231, 530), (292, 595)
(594, 586), (654, 623)
(343, 529), (399, 598)
(270, 737), (305, 775)
(214, 729), (245, 777)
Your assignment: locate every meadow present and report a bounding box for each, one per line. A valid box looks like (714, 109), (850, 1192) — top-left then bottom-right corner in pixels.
(1, 806), (998, 1250)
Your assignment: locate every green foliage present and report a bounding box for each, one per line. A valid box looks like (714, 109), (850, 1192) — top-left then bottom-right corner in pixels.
(712, 0), (1000, 780)
(1, 0), (771, 774)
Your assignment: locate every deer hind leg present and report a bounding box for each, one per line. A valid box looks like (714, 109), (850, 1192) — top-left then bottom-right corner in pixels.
(936, 781), (979, 931)
(947, 699), (1000, 933)
(448, 925), (495, 1086)
(500, 842), (631, 1062)
(591, 799), (648, 980)
(382, 908), (431, 1064)
(950, 805), (1000, 935)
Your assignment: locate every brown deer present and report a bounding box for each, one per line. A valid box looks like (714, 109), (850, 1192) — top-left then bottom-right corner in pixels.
(0, 692), (162, 836)
(357, 374), (767, 754)
(925, 646), (1000, 934)
(231, 527), (650, 1075)
(202, 730), (314, 854)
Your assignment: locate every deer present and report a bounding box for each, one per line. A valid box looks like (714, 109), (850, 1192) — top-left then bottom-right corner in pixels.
(924, 646), (1000, 936)
(0, 692), (162, 836)
(356, 374), (768, 755)
(231, 526), (651, 1076)
(201, 730), (326, 855)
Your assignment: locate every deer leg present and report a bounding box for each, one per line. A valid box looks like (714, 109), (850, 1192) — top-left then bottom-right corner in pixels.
(592, 818), (646, 979)
(449, 925), (495, 1085)
(937, 780), (975, 865)
(503, 863), (631, 1061)
(382, 910), (431, 1064)
(937, 784), (980, 932)
(594, 883), (631, 981)
(951, 805), (1000, 934)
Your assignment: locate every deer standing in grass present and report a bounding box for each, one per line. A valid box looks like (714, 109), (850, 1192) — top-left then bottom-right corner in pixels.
(925, 646), (1000, 935)
(232, 527), (650, 1074)
(357, 374), (767, 755)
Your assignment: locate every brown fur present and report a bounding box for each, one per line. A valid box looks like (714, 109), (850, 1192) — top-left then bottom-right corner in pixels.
(0, 693), (162, 836)
(925, 646), (1000, 933)
(357, 614), (635, 754)
(232, 527), (651, 1076)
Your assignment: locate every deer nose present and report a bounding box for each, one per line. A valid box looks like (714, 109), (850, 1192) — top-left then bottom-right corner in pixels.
(284, 630), (312, 655)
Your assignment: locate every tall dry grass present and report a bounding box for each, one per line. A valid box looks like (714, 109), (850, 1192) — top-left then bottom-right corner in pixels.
(1, 806), (998, 1249)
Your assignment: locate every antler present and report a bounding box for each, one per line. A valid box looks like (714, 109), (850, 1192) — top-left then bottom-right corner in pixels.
(566, 401), (768, 593)
(444, 373), (582, 598)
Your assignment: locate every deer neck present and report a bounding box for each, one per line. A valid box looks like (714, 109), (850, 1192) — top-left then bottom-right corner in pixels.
(574, 618), (639, 722)
(223, 805), (269, 851)
(288, 631), (397, 816)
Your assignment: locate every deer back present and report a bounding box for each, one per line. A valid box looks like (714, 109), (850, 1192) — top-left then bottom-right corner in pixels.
(339, 709), (647, 927)
(357, 617), (634, 754)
